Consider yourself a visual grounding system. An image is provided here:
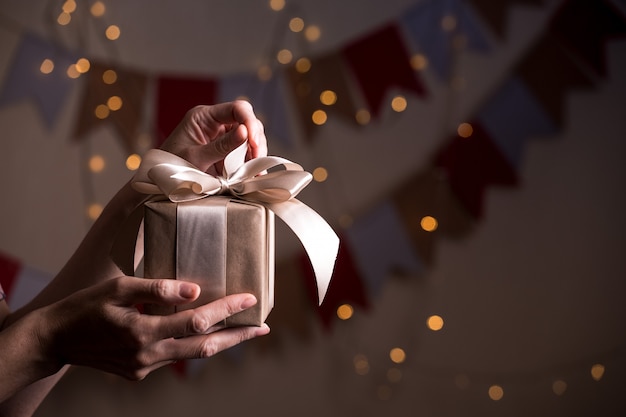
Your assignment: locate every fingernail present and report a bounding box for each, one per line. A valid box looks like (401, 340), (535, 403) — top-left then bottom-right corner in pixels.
(179, 282), (198, 299)
(240, 295), (257, 310)
(256, 323), (270, 336)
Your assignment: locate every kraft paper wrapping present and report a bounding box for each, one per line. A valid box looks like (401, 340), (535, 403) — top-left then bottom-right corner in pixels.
(143, 196), (275, 327)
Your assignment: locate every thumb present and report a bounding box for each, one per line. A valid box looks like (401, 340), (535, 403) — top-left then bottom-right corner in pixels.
(198, 124), (248, 172)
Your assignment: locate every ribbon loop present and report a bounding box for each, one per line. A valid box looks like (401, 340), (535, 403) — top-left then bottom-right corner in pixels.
(130, 143), (338, 304)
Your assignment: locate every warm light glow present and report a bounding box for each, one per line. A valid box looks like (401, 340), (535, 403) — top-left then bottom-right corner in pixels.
(62, 0), (77, 14)
(257, 65), (272, 81)
(389, 348), (406, 364)
(441, 15), (457, 31)
(107, 95), (123, 111)
(311, 110), (327, 125)
(411, 54), (428, 71)
(552, 380), (567, 395)
(454, 374), (470, 390)
(269, 0), (285, 11)
(320, 90), (337, 106)
(88, 203), (103, 220)
(57, 12), (71, 25)
(427, 315), (444, 331)
(105, 25), (121, 40)
(126, 154), (142, 171)
(102, 69), (117, 84)
(276, 49), (293, 64)
(66, 64), (80, 79)
(591, 364), (605, 381)
(391, 95), (407, 112)
(91, 1), (106, 17)
(94, 104), (110, 119)
(75, 58), (90, 73)
(355, 109), (371, 125)
(488, 385), (504, 401)
(457, 122), (473, 138)
(387, 368), (402, 383)
(305, 25), (321, 42)
(420, 215), (438, 232)
(289, 17), (305, 32)
(89, 155), (105, 173)
(353, 354), (369, 375)
(295, 57), (311, 73)
(336, 304), (353, 320)
(40, 59), (54, 74)
(312, 167), (328, 182)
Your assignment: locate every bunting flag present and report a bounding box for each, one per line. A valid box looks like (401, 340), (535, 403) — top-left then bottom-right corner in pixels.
(154, 76), (217, 147)
(467, 0), (546, 38)
(476, 76), (558, 168)
(392, 166), (475, 265)
(301, 239), (370, 330)
(0, 33), (78, 127)
(346, 201), (423, 298)
(435, 122), (519, 219)
(0, 250), (52, 311)
(218, 71), (292, 149)
(400, 0), (491, 80)
(73, 62), (148, 154)
(286, 52), (360, 141)
(549, 0), (626, 76)
(516, 32), (595, 127)
(342, 23), (427, 119)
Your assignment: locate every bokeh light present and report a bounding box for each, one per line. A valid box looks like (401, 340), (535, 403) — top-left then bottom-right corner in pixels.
(102, 69), (117, 84)
(105, 25), (121, 40)
(457, 122), (473, 138)
(420, 215), (438, 232)
(89, 155), (105, 173)
(313, 167), (328, 182)
(295, 57), (311, 73)
(336, 304), (353, 320)
(91, 1), (106, 17)
(426, 315), (444, 331)
(488, 385), (504, 401)
(126, 154), (142, 171)
(40, 59), (54, 74)
(289, 17), (305, 32)
(320, 90), (337, 106)
(305, 25), (321, 42)
(389, 348), (406, 364)
(591, 364), (605, 381)
(391, 95), (407, 112)
(312, 110), (327, 125)
(355, 109), (371, 125)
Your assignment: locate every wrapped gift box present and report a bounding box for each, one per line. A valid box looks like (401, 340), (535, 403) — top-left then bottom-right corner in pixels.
(143, 196), (274, 327)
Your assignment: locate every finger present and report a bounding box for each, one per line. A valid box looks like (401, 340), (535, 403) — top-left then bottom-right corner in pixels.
(196, 123), (248, 169)
(158, 323), (270, 361)
(148, 293), (258, 340)
(107, 276), (200, 307)
(207, 101), (267, 159)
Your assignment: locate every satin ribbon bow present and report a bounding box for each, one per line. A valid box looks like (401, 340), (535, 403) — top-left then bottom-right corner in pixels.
(130, 142), (339, 304)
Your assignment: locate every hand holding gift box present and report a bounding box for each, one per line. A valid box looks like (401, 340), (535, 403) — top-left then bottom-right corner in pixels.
(129, 139), (339, 327)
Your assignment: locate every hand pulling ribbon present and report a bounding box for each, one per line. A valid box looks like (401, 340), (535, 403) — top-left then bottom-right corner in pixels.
(129, 142), (339, 304)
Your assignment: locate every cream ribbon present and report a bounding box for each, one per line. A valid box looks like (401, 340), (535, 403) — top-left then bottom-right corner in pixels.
(131, 142), (339, 304)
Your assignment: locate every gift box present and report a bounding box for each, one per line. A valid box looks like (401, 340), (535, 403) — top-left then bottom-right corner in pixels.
(143, 196), (275, 327)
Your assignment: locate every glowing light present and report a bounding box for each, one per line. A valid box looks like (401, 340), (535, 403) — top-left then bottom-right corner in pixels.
(91, 1), (106, 17)
(320, 90), (337, 106)
(57, 12), (71, 25)
(102, 69), (117, 84)
(257, 65), (272, 81)
(311, 110), (327, 125)
(377, 385), (392, 401)
(426, 315), (444, 331)
(355, 109), (371, 125)
(89, 155), (105, 173)
(552, 380), (567, 395)
(411, 54), (428, 71)
(269, 0), (285, 11)
(276, 49), (293, 65)
(295, 57), (311, 73)
(591, 364), (605, 381)
(66, 64), (80, 79)
(387, 368), (402, 383)
(391, 95), (407, 112)
(289, 17), (305, 32)
(75, 58), (90, 74)
(40, 59), (54, 74)
(389, 348), (406, 364)
(420, 216), (438, 232)
(107, 95), (123, 111)
(353, 354), (369, 375)
(87, 203), (103, 220)
(441, 15), (457, 31)
(105, 25), (121, 40)
(488, 385), (504, 401)
(62, 0), (77, 14)
(313, 167), (328, 182)
(94, 104), (110, 119)
(305, 25), (321, 42)
(336, 304), (353, 320)
(126, 154), (142, 171)
(457, 122), (473, 138)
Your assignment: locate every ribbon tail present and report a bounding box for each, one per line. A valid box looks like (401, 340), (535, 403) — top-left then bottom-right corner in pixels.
(267, 199), (339, 305)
